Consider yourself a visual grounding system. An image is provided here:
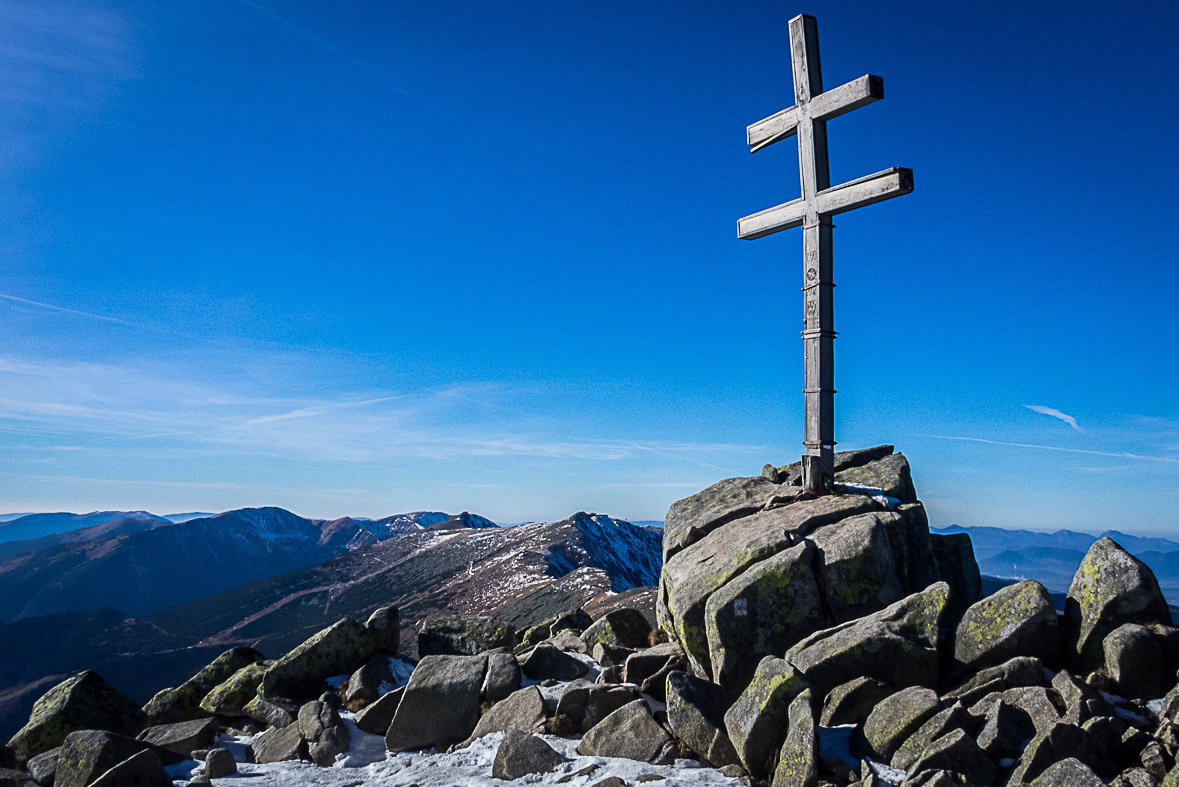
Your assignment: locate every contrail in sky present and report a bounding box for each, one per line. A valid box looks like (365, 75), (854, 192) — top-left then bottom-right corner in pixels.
(236, 0), (419, 101)
(0, 292), (186, 337)
(921, 434), (1178, 464)
(1023, 404), (1082, 431)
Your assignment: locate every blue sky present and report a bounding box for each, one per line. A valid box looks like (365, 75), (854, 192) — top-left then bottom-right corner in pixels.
(1, 0), (1176, 530)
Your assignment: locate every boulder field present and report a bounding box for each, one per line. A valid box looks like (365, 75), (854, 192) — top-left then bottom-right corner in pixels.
(2, 446), (1178, 787)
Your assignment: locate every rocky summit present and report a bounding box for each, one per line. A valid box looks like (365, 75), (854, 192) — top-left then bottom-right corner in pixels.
(2, 446), (1178, 787)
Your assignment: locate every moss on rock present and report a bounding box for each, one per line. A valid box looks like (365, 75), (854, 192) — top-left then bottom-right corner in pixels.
(5, 671), (144, 765)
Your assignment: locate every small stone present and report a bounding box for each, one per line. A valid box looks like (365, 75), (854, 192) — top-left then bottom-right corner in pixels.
(205, 747), (237, 779)
(491, 731), (567, 780)
(354, 688), (402, 736)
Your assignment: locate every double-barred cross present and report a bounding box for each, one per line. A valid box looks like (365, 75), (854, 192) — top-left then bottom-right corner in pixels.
(738, 14), (913, 494)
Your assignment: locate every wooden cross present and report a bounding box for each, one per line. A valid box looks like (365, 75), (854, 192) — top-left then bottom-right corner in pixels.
(738, 13), (913, 494)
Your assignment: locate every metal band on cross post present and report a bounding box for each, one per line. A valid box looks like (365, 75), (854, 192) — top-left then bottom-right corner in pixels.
(737, 13), (913, 494)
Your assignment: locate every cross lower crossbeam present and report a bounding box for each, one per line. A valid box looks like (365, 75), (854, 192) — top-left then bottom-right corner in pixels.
(736, 13), (913, 494)
(737, 167), (914, 240)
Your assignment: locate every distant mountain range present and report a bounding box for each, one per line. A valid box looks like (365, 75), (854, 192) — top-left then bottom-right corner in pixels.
(0, 508), (460, 620)
(933, 524), (1179, 598)
(0, 510), (170, 543)
(0, 508), (660, 741)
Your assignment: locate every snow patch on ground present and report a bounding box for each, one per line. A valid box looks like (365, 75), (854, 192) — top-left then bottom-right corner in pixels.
(177, 730), (742, 787)
(377, 657), (415, 694)
(173, 651), (744, 787)
(864, 758), (907, 786)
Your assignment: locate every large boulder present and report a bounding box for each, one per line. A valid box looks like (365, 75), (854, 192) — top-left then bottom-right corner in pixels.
(581, 608), (652, 651)
(621, 642), (683, 686)
(298, 699), (349, 766)
(1006, 721), (1089, 786)
(834, 452), (918, 503)
(770, 688), (817, 787)
(83, 749), (170, 787)
(665, 671), (739, 768)
(723, 657), (808, 779)
(890, 703), (973, 772)
(135, 717), (218, 758)
(142, 647), (265, 725)
(1104, 623), (1169, 700)
(198, 662), (268, 717)
(783, 582), (949, 699)
(1032, 757), (1105, 787)
(820, 677), (894, 727)
(906, 728), (996, 787)
(952, 579), (1059, 674)
(556, 682), (640, 734)
(930, 532), (983, 624)
(773, 445), (897, 484)
(944, 655), (1044, 706)
(664, 495), (878, 677)
(343, 655), (394, 707)
(262, 618), (376, 700)
(252, 722), (307, 764)
(576, 700), (676, 764)
(354, 688), (402, 736)
(704, 540), (828, 691)
(243, 693), (296, 728)
(365, 606), (400, 655)
(53, 730), (184, 787)
(418, 614), (514, 657)
(6, 672), (146, 764)
(466, 686), (548, 742)
(1063, 537), (1171, 671)
(663, 475), (784, 563)
(521, 642), (588, 681)
(385, 655), (487, 752)
(858, 686), (942, 763)
(482, 652), (522, 703)
(491, 731), (568, 780)
(810, 512), (906, 624)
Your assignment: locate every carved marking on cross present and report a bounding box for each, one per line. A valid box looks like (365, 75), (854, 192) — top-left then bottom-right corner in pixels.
(737, 14), (913, 494)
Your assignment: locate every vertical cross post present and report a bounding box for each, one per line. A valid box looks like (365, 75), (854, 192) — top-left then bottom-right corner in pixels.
(791, 15), (836, 493)
(737, 13), (913, 495)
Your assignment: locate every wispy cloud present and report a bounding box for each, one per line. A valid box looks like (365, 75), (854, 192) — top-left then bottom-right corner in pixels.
(0, 354), (763, 466)
(1023, 404), (1082, 432)
(0, 1), (138, 169)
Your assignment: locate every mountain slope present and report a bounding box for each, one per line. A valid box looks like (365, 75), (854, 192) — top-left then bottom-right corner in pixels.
(146, 511), (661, 660)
